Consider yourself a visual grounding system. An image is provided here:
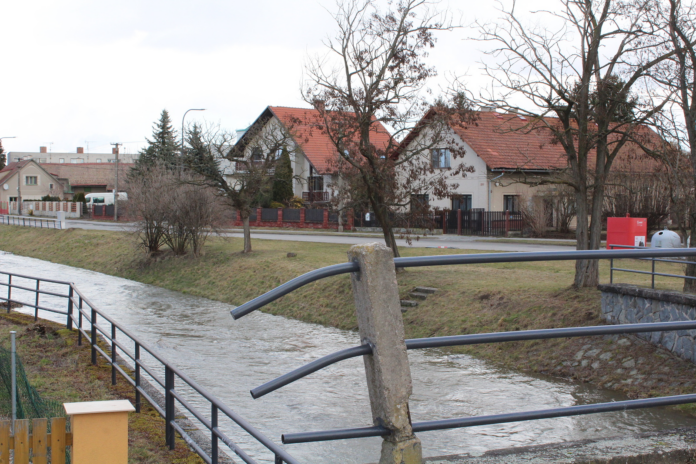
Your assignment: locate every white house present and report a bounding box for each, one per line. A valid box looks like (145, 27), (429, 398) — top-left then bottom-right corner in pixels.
(229, 106), (393, 205)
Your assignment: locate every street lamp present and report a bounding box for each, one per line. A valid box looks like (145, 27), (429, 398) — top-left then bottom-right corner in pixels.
(181, 109), (205, 174)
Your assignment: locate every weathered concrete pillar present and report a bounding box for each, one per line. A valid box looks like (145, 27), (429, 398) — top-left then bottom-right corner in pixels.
(347, 243), (422, 464)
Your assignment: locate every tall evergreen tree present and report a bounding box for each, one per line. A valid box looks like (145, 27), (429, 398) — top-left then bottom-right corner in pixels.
(183, 123), (211, 172)
(0, 142), (5, 170)
(272, 148), (293, 204)
(135, 109), (179, 172)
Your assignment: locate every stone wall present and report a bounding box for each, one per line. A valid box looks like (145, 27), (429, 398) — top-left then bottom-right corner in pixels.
(599, 284), (696, 364)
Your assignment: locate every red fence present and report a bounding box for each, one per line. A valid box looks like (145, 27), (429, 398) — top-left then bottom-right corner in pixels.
(231, 208), (353, 230)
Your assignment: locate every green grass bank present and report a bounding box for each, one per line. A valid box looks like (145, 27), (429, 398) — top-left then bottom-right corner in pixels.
(1, 226), (696, 415)
(0, 312), (203, 464)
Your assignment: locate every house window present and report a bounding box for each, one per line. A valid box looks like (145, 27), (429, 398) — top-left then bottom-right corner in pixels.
(275, 148), (283, 159)
(431, 149), (451, 169)
(503, 195), (519, 213)
(96, 159), (102, 163)
(71, 158), (84, 164)
(452, 195), (472, 211)
(251, 147), (263, 162)
(49, 183), (54, 189)
(309, 176), (324, 192)
(59, 158), (65, 163)
(410, 194), (430, 212)
(25, 176), (38, 186)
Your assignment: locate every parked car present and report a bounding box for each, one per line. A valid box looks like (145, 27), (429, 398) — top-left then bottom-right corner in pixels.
(85, 192), (128, 206)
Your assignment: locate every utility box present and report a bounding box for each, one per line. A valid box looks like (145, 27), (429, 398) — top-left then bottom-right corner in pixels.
(607, 217), (647, 249)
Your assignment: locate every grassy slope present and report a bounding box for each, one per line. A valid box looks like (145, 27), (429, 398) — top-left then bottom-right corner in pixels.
(0, 312), (203, 464)
(1, 226), (696, 411)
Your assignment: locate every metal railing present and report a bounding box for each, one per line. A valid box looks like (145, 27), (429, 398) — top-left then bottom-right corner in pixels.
(0, 215), (61, 229)
(0, 271), (298, 464)
(231, 247), (696, 452)
(609, 244), (696, 289)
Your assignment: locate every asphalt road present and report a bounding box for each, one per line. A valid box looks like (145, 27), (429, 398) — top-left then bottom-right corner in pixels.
(64, 219), (575, 252)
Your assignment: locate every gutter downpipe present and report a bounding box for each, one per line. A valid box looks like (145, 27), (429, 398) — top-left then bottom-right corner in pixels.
(488, 172), (505, 211)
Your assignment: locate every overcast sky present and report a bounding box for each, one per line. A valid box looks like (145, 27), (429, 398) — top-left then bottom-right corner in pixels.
(0, 0), (506, 155)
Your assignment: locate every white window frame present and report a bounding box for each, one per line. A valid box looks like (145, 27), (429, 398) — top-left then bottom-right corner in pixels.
(431, 149), (451, 169)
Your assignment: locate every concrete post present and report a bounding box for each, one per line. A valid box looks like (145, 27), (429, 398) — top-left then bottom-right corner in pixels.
(57, 211), (66, 230)
(347, 243), (422, 464)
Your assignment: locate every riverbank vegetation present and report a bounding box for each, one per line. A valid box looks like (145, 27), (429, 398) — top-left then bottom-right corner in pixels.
(1, 226), (696, 415)
(0, 311), (203, 463)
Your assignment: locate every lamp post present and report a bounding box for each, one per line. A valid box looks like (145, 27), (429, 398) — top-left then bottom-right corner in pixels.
(1, 137), (18, 214)
(181, 109), (205, 175)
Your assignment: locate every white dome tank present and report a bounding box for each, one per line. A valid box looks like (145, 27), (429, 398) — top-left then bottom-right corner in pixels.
(650, 228), (682, 248)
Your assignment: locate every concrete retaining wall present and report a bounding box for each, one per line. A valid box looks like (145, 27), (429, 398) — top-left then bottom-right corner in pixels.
(599, 284), (696, 364)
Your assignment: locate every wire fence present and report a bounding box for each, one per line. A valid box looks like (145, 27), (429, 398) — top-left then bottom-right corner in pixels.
(0, 345), (66, 421)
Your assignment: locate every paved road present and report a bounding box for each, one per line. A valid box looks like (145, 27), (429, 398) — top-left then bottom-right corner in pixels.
(64, 219), (575, 252)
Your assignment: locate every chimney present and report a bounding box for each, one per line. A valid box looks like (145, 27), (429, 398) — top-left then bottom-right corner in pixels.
(40, 146), (47, 154)
(77, 147), (84, 154)
(480, 106), (496, 112)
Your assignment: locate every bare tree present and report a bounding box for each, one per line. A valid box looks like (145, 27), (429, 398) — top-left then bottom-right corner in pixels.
(127, 166), (169, 255)
(185, 121), (294, 253)
(477, 0), (674, 287)
(304, 0), (476, 257)
(647, 0), (696, 291)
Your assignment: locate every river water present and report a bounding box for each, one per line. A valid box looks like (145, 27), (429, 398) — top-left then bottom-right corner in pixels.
(2, 251), (696, 463)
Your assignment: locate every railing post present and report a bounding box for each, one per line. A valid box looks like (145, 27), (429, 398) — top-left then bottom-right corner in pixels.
(211, 405), (219, 464)
(165, 366), (175, 450)
(135, 343), (141, 413)
(91, 308), (97, 365)
(34, 279), (40, 321)
(275, 455), (283, 464)
(457, 209), (462, 235)
(67, 286), (74, 330)
(6, 275), (11, 313)
(652, 257), (656, 289)
(347, 243), (421, 464)
(78, 297), (83, 346)
(111, 324), (117, 385)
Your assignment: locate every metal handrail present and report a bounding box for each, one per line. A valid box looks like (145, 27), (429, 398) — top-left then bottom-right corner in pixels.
(0, 271), (298, 464)
(609, 244), (696, 288)
(230, 247), (696, 451)
(0, 215), (61, 229)
(232, 248), (696, 319)
(252, 319), (696, 398)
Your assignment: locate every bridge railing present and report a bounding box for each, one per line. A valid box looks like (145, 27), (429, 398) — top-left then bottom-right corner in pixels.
(0, 270), (298, 464)
(231, 246), (696, 459)
(609, 244), (696, 289)
(0, 215), (61, 229)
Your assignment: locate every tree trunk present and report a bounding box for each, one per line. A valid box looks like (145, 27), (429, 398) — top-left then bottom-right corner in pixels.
(371, 200), (401, 258)
(684, 213), (696, 293)
(573, 184), (593, 288)
(242, 215), (252, 253)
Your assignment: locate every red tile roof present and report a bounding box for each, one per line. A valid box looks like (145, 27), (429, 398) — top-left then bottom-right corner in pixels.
(404, 110), (663, 172)
(268, 106), (393, 174)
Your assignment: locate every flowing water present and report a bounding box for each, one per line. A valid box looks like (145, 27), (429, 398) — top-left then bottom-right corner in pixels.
(1, 251), (696, 463)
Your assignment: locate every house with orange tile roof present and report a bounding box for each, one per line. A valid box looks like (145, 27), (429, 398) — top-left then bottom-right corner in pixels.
(230, 106), (393, 205)
(399, 108), (662, 216)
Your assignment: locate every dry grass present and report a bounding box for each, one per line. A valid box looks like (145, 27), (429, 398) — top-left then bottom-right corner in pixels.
(0, 312), (203, 464)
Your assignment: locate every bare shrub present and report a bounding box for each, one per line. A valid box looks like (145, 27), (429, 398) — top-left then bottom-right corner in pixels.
(128, 164), (222, 257)
(519, 195), (548, 237)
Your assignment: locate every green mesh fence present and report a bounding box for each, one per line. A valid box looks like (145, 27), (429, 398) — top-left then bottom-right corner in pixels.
(0, 345), (66, 421)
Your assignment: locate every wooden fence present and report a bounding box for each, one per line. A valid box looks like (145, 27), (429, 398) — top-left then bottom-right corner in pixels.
(0, 418), (71, 464)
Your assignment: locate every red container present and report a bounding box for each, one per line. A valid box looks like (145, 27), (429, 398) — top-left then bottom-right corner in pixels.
(606, 217), (647, 249)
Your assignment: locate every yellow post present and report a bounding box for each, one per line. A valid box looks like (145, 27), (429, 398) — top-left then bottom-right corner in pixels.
(64, 400), (135, 464)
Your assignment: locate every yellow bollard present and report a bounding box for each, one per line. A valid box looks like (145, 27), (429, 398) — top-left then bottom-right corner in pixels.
(64, 400), (135, 464)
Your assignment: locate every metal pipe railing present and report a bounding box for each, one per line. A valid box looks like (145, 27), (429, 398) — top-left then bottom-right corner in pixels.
(231, 248), (696, 320)
(0, 271), (299, 464)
